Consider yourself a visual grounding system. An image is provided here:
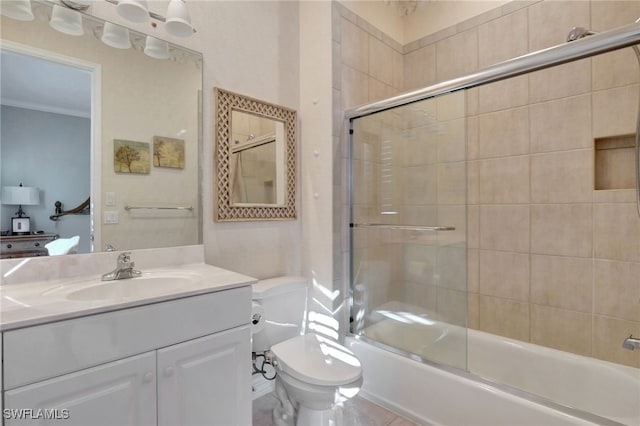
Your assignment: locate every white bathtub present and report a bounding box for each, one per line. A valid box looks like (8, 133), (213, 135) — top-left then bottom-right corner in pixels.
(348, 317), (640, 425)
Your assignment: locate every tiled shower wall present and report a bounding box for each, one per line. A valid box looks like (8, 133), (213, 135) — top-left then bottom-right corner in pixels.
(335, 0), (640, 368)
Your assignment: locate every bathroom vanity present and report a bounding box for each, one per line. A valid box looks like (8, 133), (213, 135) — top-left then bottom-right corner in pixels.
(0, 251), (254, 426)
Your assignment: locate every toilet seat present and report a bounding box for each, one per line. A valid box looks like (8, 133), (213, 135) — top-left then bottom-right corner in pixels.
(271, 333), (362, 387)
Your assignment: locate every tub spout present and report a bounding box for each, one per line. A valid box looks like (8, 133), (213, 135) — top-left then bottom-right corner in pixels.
(622, 335), (640, 350)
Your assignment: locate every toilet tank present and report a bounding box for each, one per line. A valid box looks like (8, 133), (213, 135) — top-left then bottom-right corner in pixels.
(252, 276), (308, 353)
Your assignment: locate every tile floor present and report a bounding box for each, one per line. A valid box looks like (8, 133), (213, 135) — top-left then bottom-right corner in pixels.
(252, 392), (421, 426)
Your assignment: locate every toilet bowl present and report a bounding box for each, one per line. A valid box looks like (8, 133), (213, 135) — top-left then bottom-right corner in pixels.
(251, 277), (362, 426)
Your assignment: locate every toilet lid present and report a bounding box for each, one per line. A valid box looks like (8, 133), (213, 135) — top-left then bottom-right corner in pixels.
(271, 334), (362, 386)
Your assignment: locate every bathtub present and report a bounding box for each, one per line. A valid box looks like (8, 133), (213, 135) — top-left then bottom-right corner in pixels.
(347, 315), (640, 425)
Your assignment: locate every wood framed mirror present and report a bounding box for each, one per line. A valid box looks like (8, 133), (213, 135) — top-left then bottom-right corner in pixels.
(214, 88), (296, 221)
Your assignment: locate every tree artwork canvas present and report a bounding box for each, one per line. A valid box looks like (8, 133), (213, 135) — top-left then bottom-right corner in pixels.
(114, 140), (150, 174)
(153, 136), (185, 169)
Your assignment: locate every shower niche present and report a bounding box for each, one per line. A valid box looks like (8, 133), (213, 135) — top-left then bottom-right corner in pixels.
(594, 134), (636, 190)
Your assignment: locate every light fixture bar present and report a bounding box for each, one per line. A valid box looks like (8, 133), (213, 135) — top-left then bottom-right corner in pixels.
(103, 0), (196, 33)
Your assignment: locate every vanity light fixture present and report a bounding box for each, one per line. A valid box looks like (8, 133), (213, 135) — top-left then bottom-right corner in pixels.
(143, 35), (169, 59)
(49, 0), (196, 37)
(101, 21), (131, 49)
(50, 4), (84, 35)
(0, 0), (35, 21)
(107, 0), (195, 36)
(1, 183), (40, 235)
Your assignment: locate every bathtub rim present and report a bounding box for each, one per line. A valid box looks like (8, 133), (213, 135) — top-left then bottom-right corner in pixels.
(347, 334), (627, 426)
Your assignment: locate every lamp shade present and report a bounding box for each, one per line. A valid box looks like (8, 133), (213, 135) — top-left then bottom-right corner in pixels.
(144, 36), (170, 60)
(101, 22), (131, 49)
(165, 0), (193, 37)
(50, 4), (84, 36)
(0, 0), (34, 21)
(1, 186), (40, 205)
(117, 0), (149, 23)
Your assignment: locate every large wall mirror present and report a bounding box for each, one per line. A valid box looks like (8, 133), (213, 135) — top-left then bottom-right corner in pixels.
(214, 88), (296, 221)
(0, 0), (202, 258)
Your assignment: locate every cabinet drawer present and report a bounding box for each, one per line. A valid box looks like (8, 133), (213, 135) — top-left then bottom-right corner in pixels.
(4, 352), (156, 426)
(3, 286), (251, 389)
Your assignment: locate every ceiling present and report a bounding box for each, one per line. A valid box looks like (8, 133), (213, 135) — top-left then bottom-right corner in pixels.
(1, 49), (92, 118)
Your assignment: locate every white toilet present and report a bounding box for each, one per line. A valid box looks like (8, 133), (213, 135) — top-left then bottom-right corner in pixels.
(252, 276), (363, 426)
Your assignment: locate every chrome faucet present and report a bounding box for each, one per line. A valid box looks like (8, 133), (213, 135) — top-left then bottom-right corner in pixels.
(101, 252), (142, 281)
(622, 335), (640, 351)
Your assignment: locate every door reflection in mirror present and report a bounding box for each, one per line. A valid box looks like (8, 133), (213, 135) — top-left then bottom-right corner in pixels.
(230, 110), (285, 206)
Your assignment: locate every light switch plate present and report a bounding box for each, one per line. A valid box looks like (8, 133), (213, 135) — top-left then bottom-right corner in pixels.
(104, 211), (119, 224)
(105, 192), (116, 206)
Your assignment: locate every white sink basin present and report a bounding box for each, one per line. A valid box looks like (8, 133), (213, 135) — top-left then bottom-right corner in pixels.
(66, 275), (193, 301)
(40, 271), (202, 302)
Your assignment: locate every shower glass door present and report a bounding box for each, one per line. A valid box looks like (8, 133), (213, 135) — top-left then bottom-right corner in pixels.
(350, 91), (467, 370)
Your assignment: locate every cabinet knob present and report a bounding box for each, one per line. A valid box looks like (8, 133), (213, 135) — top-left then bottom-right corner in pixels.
(164, 366), (175, 377)
(142, 372), (154, 383)
(34, 242), (40, 247)
(6, 244), (12, 249)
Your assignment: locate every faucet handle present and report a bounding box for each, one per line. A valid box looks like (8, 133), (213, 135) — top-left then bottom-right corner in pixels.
(118, 252), (131, 263)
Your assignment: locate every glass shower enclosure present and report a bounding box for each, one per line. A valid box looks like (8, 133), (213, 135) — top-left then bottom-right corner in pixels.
(349, 91), (467, 370)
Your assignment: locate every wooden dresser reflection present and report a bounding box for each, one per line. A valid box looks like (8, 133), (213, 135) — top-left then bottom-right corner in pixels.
(0, 234), (59, 259)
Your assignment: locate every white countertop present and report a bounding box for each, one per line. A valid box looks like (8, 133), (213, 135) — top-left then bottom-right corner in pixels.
(0, 262), (256, 331)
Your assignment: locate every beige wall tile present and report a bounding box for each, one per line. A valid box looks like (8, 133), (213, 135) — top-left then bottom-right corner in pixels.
(436, 29), (478, 82)
(529, 94), (592, 153)
(467, 114), (479, 160)
(402, 125), (438, 167)
(528, 0), (590, 51)
(531, 305), (592, 357)
(468, 292), (479, 330)
(368, 77), (395, 103)
(438, 245), (467, 291)
(593, 84), (639, 138)
(479, 205), (530, 253)
(437, 287), (468, 327)
(479, 250), (530, 301)
(341, 18), (368, 73)
(468, 248), (479, 294)
(594, 203), (640, 262)
(368, 36), (394, 86)
(593, 315), (640, 368)
(479, 155), (530, 204)
(478, 75), (529, 113)
(530, 149), (593, 204)
(437, 118), (466, 163)
(437, 162), (466, 205)
(342, 65), (369, 108)
(529, 60), (591, 104)
(403, 45), (436, 91)
(479, 295), (530, 341)
(592, 0), (640, 31)
(437, 91), (466, 121)
(531, 204), (593, 258)
(466, 87), (479, 117)
(478, 8), (528, 67)
(594, 260), (640, 322)
(392, 48), (403, 90)
(592, 49), (640, 92)
(468, 204), (479, 249)
(467, 160), (479, 205)
(478, 106), (529, 158)
(531, 254), (593, 313)
(403, 165), (437, 206)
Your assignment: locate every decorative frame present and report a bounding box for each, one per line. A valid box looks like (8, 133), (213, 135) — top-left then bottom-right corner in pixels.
(153, 136), (185, 169)
(114, 140), (150, 174)
(12, 217), (30, 234)
(214, 88), (297, 221)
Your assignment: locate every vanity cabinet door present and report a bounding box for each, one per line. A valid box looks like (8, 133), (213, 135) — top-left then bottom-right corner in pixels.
(3, 352), (156, 426)
(157, 325), (252, 426)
